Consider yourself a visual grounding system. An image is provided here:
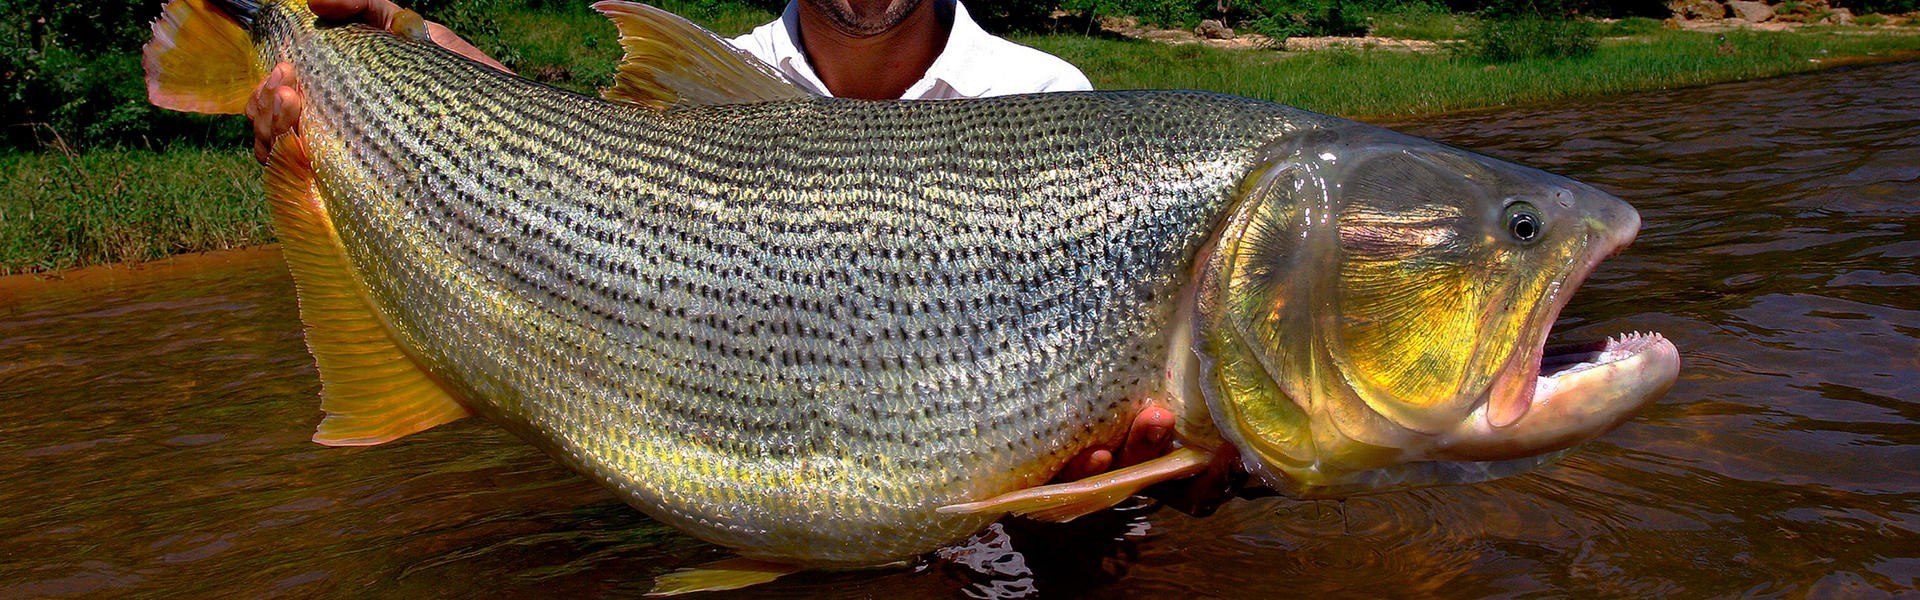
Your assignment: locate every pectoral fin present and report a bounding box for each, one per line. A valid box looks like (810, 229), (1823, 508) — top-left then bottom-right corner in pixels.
(938, 446), (1215, 523)
(646, 558), (800, 596)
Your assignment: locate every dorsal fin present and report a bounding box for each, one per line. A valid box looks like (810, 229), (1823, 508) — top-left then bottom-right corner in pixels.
(590, 1), (812, 110)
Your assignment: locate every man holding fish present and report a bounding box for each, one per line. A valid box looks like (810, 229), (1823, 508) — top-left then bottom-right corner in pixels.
(147, 0), (1673, 591)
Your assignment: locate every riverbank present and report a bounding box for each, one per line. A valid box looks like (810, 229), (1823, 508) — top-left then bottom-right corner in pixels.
(1023, 27), (1920, 118)
(1, 149), (266, 277)
(4, 10), (1919, 276)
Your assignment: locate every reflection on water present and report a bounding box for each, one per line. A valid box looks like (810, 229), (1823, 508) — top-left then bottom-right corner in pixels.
(3, 61), (1918, 597)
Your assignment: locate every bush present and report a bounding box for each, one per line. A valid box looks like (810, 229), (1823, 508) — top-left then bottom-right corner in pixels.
(1461, 15), (1596, 61)
(1, 0), (248, 150)
(1841, 0), (1918, 14)
(1852, 12), (1889, 25)
(1367, 1), (1471, 39)
(1050, 0), (1211, 28)
(1246, 0), (1370, 40)
(0, 0), (532, 152)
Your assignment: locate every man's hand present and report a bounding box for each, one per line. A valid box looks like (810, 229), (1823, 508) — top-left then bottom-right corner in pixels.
(1053, 402), (1249, 516)
(243, 0), (507, 163)
(1054, 404), (1178, 482)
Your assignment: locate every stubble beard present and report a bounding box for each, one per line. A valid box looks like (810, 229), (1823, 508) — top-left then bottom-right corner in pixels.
(803, 0), (929, 37)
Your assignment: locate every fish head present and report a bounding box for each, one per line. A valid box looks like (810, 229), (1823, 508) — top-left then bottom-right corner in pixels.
(1191, 124), (1679, 498)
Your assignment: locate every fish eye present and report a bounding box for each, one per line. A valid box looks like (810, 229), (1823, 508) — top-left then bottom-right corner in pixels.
(1505, 202), (1543, 244)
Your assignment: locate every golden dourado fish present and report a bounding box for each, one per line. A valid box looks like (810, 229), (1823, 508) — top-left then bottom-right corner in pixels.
(145, 0), (1679, 591)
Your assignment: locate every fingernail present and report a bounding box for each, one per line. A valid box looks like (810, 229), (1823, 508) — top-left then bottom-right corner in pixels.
(1144, 428), (1169, 446)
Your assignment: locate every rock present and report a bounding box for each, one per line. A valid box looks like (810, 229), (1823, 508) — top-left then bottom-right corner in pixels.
(1727, 0), (1773, 22)
(1822, 7), (1854, 24)
(1667, 0), (1727, 20)
(1195, 19), (1235, 40)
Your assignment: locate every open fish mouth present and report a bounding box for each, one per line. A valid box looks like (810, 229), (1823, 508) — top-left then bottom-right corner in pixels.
(1441, 327), (1680, 464)
(1526, 329), (1680, 420)
(1540, 332), (1673, 380)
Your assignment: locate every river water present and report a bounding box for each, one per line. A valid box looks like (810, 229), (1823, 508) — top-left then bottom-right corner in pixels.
(3, 61), (1917, 598)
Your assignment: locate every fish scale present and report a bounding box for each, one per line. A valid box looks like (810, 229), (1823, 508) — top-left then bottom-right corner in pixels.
(242, 1), (1301, 563)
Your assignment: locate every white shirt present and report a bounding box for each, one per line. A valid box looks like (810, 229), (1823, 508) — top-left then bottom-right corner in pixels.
(729, 0), (1093, 99)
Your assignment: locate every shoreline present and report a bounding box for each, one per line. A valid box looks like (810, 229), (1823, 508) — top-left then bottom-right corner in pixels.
(1354, 48), (1920, 123)
(0, 245), (285, 310)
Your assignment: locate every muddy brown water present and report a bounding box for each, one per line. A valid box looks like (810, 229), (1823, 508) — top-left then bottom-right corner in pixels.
(3, 61), (1917, 598)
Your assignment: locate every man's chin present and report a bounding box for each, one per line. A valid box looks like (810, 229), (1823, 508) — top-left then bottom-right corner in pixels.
(803, 0), (929, 37)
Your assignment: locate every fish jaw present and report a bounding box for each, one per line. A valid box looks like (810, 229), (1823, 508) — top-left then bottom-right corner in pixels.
(1438, 332), (1679, 461)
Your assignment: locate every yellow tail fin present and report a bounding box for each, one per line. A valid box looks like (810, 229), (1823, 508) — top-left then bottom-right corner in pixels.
(144, 0), (263, 114)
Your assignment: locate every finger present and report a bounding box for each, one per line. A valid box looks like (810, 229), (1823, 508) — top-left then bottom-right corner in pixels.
(274, 86), (305, 138)
(245, 64), (285, 125)
(250, 91), (278, 163)
(252, 89), (282, 163)
(1116, 404), (1176, 468)
(248, 64), (291, 162)
(427, 23), (511, 72)
(254, 85), (304, 162)
(1052, 448), (1111, 483)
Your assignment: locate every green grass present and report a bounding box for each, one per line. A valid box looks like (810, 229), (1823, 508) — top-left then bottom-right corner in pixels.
(0, 149), (267, 276)
(1365, 3), (1471, 40)
(1020, 27), (1920, 117)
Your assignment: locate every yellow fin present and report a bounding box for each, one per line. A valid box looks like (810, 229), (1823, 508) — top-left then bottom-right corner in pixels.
(262, 133), (474, 447)
(143, 0), (264, 114)
(646, 558), (799, 596)
(589, 1), (811, 110)
(939, 447), (1216, 523)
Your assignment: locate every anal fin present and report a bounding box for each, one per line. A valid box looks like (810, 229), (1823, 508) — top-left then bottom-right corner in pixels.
(939, 446), (1216, 523)
(646, 558), (799, 596)
(263, 133), (473, 446)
